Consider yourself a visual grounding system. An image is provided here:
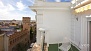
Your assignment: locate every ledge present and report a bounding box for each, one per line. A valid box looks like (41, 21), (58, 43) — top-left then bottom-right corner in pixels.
(74, 0), (91, 9)
(29, 2), (71, 12)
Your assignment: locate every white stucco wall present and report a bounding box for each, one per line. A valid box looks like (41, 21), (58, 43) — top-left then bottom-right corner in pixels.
(35, 8), (72, 44)
(43, 10), (71, 44)
(81, 15), (88, 51)
(30, 1), (72, 44)
(31, 1), (91, 51)
(73, 15), (81, 46)
(71, 14), (89, 51)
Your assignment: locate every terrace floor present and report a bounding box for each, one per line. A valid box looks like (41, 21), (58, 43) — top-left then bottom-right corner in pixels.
(31, 43), (48, 51)
(31, 43), (79, 51)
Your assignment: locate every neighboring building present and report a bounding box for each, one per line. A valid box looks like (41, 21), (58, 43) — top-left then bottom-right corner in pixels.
(0, 30), (30, 51)
(0, 20), (22, 27)
(0, 34), (4, 51)
(8, 30), (30, 51)
(9, 23), (17, 27)
(0, 17), (30, 51)
(23, 17), (31, 31)
(0, 27), (14, 32)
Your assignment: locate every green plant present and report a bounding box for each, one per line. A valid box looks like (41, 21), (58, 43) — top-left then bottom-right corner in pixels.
(30, 27), (33, 41)
(16, 43), (25, 51)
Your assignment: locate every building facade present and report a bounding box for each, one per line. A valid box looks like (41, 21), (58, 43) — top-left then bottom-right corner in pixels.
(29, 0), (91, 51)
(71, 0), (91, 51)
(30, 0), (72, 51)
(0, 17), (31, 51)
(23, 17), (31, 31)
(8, 30), (30, 51)
(8, 17), (31, 51)
(0, 34), (4, 51)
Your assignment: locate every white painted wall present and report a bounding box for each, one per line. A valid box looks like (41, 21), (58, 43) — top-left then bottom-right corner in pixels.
(35, 8), (72, 44)
(73, 15), (81, 46)
(71, 14), (89, 51)
(31, 1), (89, 51)
(30, 0), (72, 45)
(80, 15), (88, 51)
(43, 10), (71, 44)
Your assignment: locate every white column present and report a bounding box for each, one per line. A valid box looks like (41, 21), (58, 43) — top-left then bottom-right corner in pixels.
(80, 14), (88, 51)
(36, 11), (43, 44)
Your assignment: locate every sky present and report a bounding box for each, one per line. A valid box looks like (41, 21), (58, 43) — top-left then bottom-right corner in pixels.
(0, 0), (71, 20)
(0, 0), (36, 20)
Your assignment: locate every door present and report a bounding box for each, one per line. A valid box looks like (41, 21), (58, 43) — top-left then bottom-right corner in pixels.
(89, 21), (91, 51)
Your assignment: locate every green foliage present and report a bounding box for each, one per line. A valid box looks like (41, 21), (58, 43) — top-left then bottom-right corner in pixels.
(16, 43), (25, 51)
(30, 26), (36, 43)
(16, 42), (29, 51)
(30, 27), (33, 40)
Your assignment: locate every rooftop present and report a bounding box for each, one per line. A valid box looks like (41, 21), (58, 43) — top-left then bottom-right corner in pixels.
(6, 31), (14, 36)
(23, 17), (30, 19)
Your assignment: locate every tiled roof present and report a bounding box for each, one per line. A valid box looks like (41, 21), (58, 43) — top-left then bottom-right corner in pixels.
(6, 31), (14, 36)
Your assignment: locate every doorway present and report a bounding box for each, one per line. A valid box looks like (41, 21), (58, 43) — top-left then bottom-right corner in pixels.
(89, 21), (91, 51)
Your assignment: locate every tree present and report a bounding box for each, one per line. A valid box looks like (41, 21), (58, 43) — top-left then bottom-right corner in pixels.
(30, 24), (36, 43)
(30, 27), (33, 41)
(16, 43), (25, 51)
